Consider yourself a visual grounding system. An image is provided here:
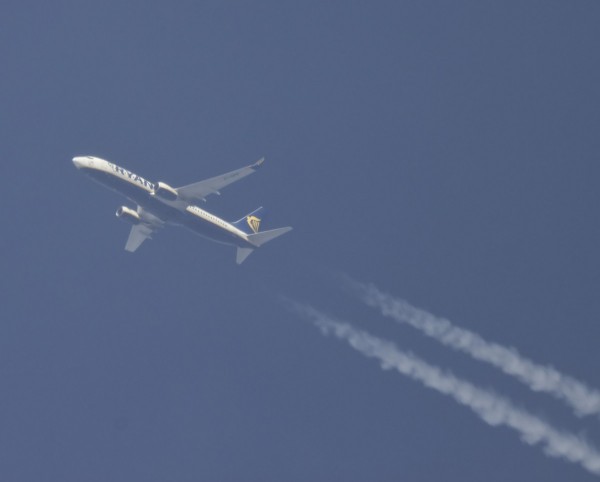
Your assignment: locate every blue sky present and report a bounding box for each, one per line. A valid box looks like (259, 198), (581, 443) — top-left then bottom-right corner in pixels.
(3, 1), (600, 480)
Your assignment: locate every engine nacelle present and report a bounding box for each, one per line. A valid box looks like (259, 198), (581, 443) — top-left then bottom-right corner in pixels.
(152, 181), (178, 201)
(116, 206), (141, 224)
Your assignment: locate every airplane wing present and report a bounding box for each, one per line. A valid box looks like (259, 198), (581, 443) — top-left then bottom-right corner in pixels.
(124, 206), (164, 252)
(176, 158), (264, 203)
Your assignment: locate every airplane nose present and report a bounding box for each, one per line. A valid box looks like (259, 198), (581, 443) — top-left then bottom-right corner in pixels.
(72, 157), (85, 169)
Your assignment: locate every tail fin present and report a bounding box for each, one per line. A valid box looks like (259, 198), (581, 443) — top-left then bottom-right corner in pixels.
(247, 227), (292, 247)
(232, 207), (266, 234)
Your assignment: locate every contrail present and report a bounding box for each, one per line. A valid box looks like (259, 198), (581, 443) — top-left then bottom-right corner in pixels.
(290, 302), (600, 477)
(348, 280), (600, 418)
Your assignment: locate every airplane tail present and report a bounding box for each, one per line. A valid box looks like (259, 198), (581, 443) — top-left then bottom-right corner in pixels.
(236, 247), (254, 264)
(235, 226), (293, 264)
(246, 227), (293, 247)
(232, 207), (266, 235)
(232, 207), (292, 264)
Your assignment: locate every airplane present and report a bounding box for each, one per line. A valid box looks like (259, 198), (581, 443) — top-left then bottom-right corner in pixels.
(72, 155), (292, 264)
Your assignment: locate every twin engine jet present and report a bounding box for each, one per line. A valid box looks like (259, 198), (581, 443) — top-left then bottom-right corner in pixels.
(72, 156), (292, 264)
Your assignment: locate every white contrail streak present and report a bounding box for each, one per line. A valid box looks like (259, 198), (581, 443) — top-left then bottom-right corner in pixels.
(291, 302), (600, 477)
(348, 280), (600, 418)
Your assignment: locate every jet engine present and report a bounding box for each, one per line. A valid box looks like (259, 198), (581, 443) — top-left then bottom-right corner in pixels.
(116, 206), (141, 224)
(152, 181), (178, 201)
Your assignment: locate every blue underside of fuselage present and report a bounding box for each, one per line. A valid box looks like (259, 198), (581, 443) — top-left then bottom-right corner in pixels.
(86, 169), (246, 247)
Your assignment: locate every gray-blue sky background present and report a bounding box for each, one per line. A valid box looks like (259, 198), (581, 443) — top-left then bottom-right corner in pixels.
(2, 2), (600, 480)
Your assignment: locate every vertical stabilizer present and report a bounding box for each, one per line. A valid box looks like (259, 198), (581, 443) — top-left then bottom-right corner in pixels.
(232, 207), (266, 234)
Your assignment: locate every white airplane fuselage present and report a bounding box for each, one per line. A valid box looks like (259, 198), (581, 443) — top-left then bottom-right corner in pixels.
(73, 156), (252, 248)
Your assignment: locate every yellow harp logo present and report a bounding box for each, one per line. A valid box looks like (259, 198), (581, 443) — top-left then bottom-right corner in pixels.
(247, 215), (261, 234)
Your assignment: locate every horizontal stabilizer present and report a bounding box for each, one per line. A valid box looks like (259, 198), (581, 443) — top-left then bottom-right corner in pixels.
(246, 226), (292, 248)
(236, 247), (254, 264)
